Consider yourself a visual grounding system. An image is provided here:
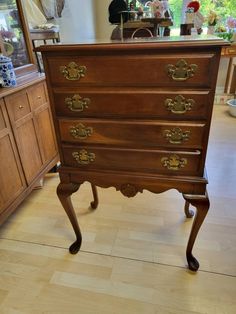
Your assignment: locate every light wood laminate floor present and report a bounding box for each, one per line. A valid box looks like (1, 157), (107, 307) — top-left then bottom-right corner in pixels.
(0, 105), (236, 314)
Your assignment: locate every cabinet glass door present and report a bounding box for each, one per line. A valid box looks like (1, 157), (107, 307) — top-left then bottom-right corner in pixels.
(0, 0), (30, 68)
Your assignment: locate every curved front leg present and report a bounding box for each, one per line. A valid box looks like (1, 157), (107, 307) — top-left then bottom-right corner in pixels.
(57, 182), (81, 254)
(183, 192), (210, 271)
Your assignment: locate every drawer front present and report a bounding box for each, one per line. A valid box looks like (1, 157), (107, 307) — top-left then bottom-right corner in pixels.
(47, 54), (216, 88)
(53, 89), (211, 119)
(27, 82), (47, 109)
(59, 119), (206, 149)
(62, 145), (202, 176)
(5, 91), (31, 122)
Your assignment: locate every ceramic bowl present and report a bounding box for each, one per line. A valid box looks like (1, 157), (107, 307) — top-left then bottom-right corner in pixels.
(227, 99), (236, 117)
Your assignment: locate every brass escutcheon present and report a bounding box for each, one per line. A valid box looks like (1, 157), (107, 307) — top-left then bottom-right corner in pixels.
(60, 62), (86, 80)
(164, 127), (190, 144)
(72, 149), (95, 165)
(161, 154), (187, 170)
(65, 94), (90, 112)
(69, 123), (93, 139)
(165, 95), (195, 114)
(166, 59), (198, 81)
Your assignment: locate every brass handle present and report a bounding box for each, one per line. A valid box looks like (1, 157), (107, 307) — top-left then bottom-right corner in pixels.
(166, 59), (198, 81)
(72, 149), (95, 165)
(69, 123), (93, 139)
(165, 95), (195, 114)
(65, 94), (90, 112)
(60, 62), (87, 80)
(18, 105), (24, 110)
(164, 127), (190, 144)
(37, 96), (41, 99)
(131, 27), (153, 39)
(161, 154), (187, 171)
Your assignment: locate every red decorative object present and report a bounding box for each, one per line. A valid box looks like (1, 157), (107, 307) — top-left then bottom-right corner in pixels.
(187, 1), (200, 13)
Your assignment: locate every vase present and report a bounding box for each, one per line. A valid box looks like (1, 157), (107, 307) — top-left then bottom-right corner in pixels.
(207, 25), (215, 35)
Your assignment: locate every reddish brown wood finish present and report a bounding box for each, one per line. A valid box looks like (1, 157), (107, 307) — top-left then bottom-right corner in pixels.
(38, 37), (226, 271)
(52, 89), (212, 120)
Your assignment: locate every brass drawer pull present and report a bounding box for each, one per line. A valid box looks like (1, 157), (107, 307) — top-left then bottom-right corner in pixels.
(166, 59), (198, 81)
(60, 62), (86, 80)
(161, 154), (187, 170)
(165, 95), (195, 114)
(65, 94), (90, 112)
(70, 123), (93, 139)
(72, 149), (95, 165)
(18, 105), (24, 110)
(164, 127), (190, 144)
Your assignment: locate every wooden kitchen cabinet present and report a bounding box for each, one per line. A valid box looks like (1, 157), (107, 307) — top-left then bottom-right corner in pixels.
(0, 75), (59, 224)
(0, 99), (26, 213)
(0, 0), (59, 224)
(5, 81), (58, 184)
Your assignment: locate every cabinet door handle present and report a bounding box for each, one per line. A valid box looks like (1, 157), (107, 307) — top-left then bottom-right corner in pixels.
(166, 59), (198, 81)
(18, 105), (24, 110)
(60, 62), (87, 80)
(165, 95), (195, 114)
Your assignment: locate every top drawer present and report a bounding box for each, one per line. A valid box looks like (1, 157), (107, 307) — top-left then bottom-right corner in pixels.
(27, 82), (48, 110)
(46, 53), (217, 88)
(5, 91), (31, 122)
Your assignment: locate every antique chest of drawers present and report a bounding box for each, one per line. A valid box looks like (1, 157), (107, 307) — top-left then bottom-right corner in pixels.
(38, 36), (227, 271)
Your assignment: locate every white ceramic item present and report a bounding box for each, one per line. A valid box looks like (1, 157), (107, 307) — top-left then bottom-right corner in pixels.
(227, 99), (236, 117)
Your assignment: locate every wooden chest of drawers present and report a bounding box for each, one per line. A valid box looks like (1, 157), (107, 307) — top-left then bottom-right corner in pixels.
(38, 36), (226, 271)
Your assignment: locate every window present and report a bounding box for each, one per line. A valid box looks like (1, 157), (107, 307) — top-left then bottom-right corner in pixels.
(128, 1), (236, 34)
(169, 0), (236, 29)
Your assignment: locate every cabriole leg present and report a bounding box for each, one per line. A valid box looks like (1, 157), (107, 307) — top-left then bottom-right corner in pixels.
(57, 182), (81, 254)
(90, 184), (98, 209)
(184, 200), (195, 218)
(183, 192), (210, 271)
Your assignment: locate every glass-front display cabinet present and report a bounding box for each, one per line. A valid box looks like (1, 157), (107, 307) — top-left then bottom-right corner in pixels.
(0, 0), (37, 76)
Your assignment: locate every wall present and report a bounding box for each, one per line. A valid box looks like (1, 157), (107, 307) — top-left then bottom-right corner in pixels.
(93, 0), (115, 40)
(55, 0), (96, 42)
(56, 0), (114, 41)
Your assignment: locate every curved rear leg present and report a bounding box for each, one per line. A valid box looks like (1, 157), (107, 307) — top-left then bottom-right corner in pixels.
(57, 182), (82, 254)
(184, 200), (195, 218)
(90, 184), (98, 209)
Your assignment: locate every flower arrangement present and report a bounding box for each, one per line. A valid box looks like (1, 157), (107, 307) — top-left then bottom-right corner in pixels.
(226, 17), (236, 30)
(145, 1), (165, 18)
(207, 10), (219, 26)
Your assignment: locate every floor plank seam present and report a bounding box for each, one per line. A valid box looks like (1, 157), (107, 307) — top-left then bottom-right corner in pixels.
(1, 236), (235, 278)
